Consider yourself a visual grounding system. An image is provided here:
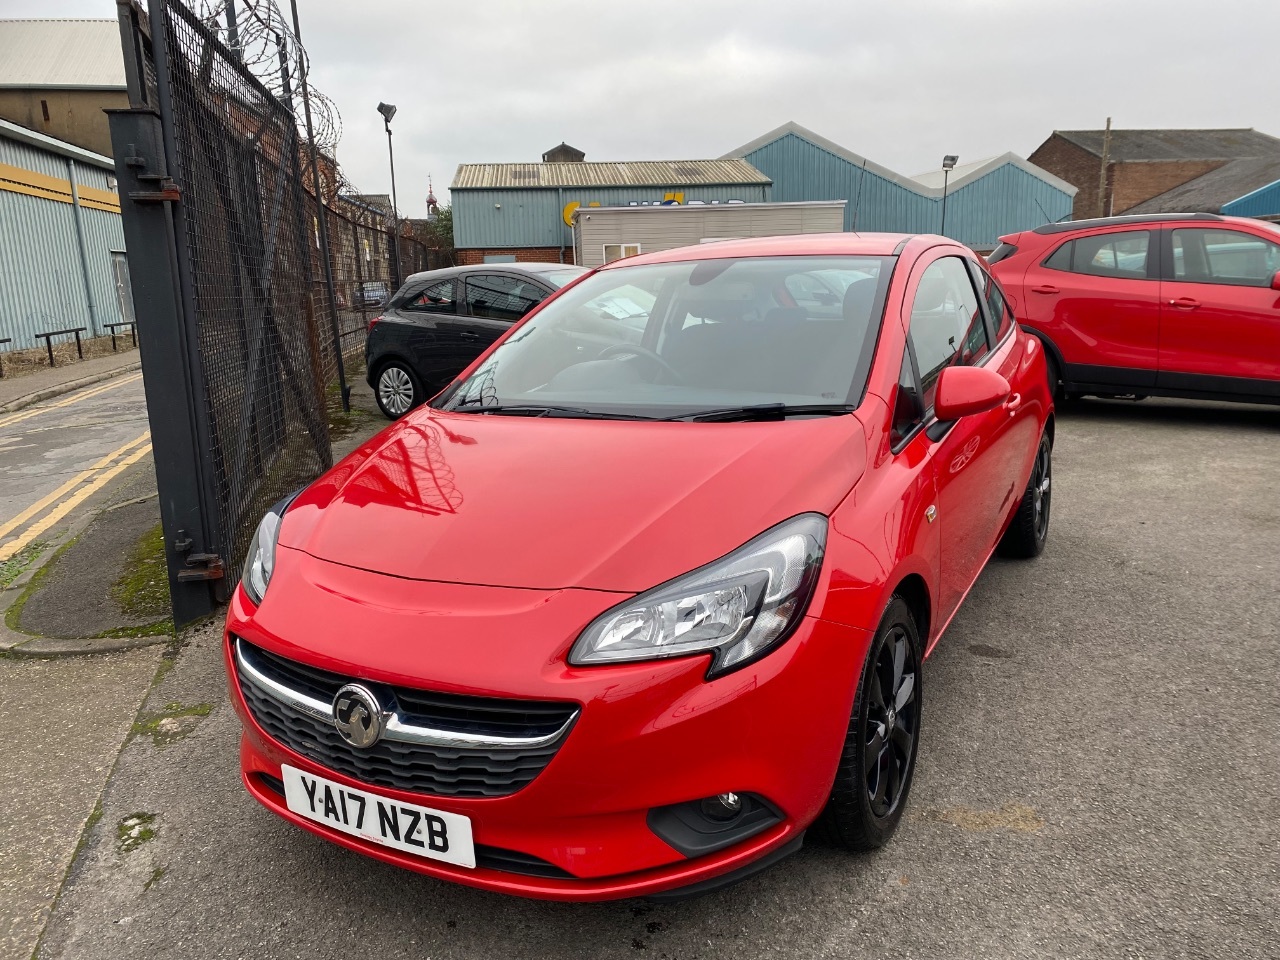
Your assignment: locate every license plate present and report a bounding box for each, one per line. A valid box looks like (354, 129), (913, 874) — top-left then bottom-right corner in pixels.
(281, 764), (475, 868)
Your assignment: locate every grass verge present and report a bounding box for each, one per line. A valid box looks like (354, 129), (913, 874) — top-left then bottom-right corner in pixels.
(0, 539), (47, 589)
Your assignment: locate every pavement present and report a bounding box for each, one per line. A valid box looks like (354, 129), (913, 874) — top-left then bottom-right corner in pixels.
(0, 349), (142, 414)
(0, 359), (387, 960)
(6, 395), (1275, 960)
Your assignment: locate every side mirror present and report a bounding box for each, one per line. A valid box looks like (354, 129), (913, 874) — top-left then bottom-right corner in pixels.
(933, 365), (1012, 420)
(1271, 270), (1280, 291)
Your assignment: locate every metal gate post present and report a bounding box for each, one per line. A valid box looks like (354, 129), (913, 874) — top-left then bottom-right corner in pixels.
(107, 106), (221, 625)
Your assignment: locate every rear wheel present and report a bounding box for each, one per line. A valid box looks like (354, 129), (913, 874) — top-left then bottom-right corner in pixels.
(997, 431), (1052, 558)
(375, 361), (422, 419)
(815, 597), (922, 852)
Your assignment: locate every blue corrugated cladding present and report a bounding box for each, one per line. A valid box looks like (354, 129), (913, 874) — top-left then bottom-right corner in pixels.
(942, 163), (1074, 248)
(453, 183), (771, 249)
(1221, 178), (1280, 218)
(741, 134), (935, 234)
(741, 133), (1073, 248)
(0, 138), (126, 350)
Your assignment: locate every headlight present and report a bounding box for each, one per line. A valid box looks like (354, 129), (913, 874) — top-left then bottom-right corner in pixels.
(240, 492), (300, 606)
(569, 513), (827, 678)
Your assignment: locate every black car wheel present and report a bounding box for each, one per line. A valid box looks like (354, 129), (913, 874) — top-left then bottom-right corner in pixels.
(815, 596), (922, 852)
(997, 431), (1052, 558)
(375, 361), (422, 419)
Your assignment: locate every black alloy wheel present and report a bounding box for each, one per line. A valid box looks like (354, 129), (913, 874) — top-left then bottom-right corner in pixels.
(998, 431), (1052, 558)
(865, 622), (919, 818)
(816, 596), (922, 851)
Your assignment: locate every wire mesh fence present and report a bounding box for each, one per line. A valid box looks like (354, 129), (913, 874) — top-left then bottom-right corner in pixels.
(115, 0), (436, 604)
(160, 0), (332, 572)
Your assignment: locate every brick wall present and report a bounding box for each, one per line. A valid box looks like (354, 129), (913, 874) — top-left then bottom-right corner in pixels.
(1029, 136), (1102, 219)
(455, 247), (570, 266)
(1108, 160), (1224, 214)
(1029, 135), (1228, 218)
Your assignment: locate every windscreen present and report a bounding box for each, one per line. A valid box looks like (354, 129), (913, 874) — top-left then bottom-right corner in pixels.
(437, 255), (896, 419)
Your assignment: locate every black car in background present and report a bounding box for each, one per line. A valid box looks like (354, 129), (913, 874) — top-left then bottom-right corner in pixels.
(365, 263), (588, 418)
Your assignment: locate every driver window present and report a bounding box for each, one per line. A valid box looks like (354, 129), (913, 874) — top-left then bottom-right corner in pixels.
(908, 257), (989, 410)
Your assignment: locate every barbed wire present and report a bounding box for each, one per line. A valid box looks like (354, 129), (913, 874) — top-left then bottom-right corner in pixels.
(183, 0), (342, 161)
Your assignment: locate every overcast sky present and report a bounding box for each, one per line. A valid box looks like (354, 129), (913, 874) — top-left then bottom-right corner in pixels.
(4, 0), (1276, 216)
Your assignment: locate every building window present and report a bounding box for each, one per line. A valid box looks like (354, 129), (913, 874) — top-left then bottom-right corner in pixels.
(603, 243), (641, 263)
(483, 254), (517, 264)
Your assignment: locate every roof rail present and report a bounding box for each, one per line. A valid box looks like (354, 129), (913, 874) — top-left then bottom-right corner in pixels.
(1032, 212), (1224, 235)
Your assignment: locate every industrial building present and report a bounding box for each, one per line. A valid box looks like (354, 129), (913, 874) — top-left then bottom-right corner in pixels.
(572, 200), (846, 268)
(0, 117), (129, 350)
(451, 156), (772, 264)
(0, 19), (127, 158)
(724, 122), (1076, 252)
(451, 125), (1075, 263)
(1029, 127), (1280, 220)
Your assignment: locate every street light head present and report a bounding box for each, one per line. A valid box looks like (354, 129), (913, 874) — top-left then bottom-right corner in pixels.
(377, 102), (397, 123)
(942, 155), (959, 170)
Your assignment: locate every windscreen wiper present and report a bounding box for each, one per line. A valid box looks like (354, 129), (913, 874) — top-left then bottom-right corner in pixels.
(450, 402), (655, 420)
(664, 403), (856, 423)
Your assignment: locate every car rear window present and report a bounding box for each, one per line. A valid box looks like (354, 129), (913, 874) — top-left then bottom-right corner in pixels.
(1044, 230), (1150, 279)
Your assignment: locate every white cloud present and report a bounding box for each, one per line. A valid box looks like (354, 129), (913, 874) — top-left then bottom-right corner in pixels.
(2, 0), (1274, 216)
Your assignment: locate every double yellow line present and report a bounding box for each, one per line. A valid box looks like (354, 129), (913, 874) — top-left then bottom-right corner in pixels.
(0, 430), (153, 565)
(0, 372), (144, 432)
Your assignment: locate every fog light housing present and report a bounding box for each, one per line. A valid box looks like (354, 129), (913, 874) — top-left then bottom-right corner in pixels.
(648, 793), (783, 858)
(700, 792), (744, 822)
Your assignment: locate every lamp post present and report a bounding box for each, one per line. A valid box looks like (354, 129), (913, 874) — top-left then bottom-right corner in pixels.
(378, 101), (402, 289)
(940, 154), (958, 237)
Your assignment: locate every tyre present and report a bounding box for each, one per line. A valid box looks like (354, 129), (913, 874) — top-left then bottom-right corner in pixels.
(997, 431), (1052, 558)
(374, 360), (422, 419)
(815, 596), (922, 852)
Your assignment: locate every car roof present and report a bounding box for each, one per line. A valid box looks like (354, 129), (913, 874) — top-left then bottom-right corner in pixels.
(1029, 212), (1225, 235)
(609, 233), (936, 269)
(403, 262), (587, 285)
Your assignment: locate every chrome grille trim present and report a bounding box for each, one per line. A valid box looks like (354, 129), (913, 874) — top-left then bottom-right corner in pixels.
(234, 639), (578, 750)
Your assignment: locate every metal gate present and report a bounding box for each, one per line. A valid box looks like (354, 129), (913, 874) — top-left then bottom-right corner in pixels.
(110, 0), (332, 624)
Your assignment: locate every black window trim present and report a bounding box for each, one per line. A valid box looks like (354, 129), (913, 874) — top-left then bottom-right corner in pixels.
(1159, 224), (1280, 288)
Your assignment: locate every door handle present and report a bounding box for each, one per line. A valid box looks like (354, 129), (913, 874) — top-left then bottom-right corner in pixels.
(459, 331), (480, 338)
(1169, 297), (1200, 309)
(1004, 392), (1022, 417)
(1031, 285), (1060, 295)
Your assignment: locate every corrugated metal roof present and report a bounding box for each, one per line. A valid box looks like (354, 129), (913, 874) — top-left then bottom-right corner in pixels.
(1054, 128), (1280, 162)
(0, 20), (125, 89)
(1125, 156), (1280, 214)
(451, 159), (770, 190)
(0, 116), (115, 170)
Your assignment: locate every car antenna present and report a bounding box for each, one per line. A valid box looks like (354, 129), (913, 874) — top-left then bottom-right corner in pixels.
(850, 155), (869, 233)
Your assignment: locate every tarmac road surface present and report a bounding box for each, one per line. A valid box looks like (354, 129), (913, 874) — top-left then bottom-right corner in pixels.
(26, 397), (1280, 960)
(0, 373), (150, 565)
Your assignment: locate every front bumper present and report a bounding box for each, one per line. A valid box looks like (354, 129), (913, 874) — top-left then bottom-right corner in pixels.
(224, 553), (870, 901)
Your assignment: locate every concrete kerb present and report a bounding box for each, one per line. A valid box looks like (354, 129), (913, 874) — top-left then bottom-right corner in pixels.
(0, 360), (142, 414)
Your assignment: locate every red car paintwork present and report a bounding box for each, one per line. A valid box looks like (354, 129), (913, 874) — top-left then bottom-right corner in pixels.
(991, 215), (1280, 402)
(224, 232), (1053, 900)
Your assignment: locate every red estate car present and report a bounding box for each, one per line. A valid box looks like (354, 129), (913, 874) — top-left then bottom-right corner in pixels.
(989, 213), (1280, 404)
(225, 233), (1054, 901)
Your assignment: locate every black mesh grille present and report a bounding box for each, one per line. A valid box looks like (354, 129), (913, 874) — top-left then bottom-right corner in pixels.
(237, 641), (576, 798)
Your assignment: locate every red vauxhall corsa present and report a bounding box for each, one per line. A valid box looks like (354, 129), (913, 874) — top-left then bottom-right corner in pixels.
(224, 233), (1054, 901)
(988, 213), (1280, 404)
